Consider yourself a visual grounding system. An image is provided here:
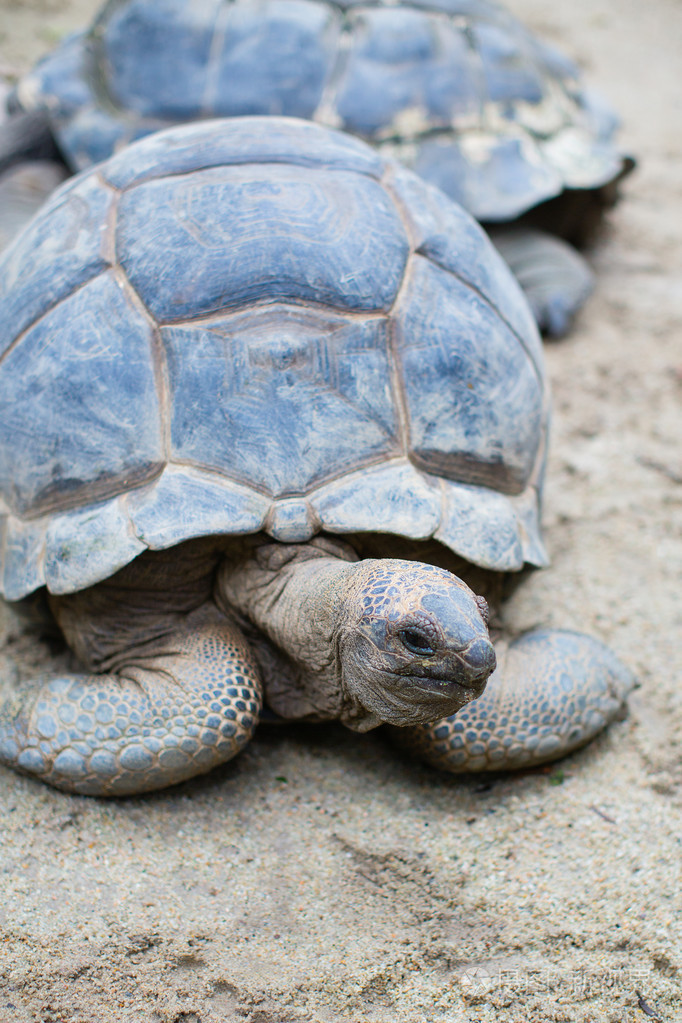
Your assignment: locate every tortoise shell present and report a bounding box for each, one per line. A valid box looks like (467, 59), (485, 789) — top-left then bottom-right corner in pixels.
(15, 0), (625, 221)
(0, 116), (547, 602)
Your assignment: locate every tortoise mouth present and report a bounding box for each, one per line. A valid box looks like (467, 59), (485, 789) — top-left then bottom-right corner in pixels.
(392, 672), (488, 700)
(392, 640), (497, 692)
(362, 670), (488, 728)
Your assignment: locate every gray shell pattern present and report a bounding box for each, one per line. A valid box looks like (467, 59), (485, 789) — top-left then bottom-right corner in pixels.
(0, 117), (548, 602)
(17, 0), (625, 220)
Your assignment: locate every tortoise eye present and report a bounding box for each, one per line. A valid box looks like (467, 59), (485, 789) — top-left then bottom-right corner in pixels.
(399, 629), (435, 656)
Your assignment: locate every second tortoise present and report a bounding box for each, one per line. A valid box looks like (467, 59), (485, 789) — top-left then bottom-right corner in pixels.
(3, 0), (635, 335)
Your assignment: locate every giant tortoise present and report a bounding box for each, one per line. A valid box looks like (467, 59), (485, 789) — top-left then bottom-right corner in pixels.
(0, 117), (633, 796)
(2, 0), (634, 336)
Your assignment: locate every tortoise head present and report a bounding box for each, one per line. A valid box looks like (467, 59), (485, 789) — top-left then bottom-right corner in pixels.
(337, 559), (496, 731)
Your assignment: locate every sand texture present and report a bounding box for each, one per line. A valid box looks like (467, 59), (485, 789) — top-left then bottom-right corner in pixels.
(0, 0), (680, 1020)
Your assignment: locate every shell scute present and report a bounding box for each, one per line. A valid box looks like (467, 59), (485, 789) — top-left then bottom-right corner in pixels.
(335, 8), (470, 137)
(421, 22), (481, 124)
(19, 30), (90, 114)
(127, 465), (269, 548)
(208, 0), (340, 120)
(61, 105), (142, 171)
(311, 462), (441, 540)
(436, 480), (525, 571)
(117, 163), (409, 321)
(472, 20), (545, 105)
(43, 496), (145, 595)
(0, 272), (162, 518)
(98, 0), (222, 119)
(162, 306), (400, 496)
(102, 116), (384, 190)
(414, 131), (562, 222)
(385, 162), (541, 367)
(395, 257), (543, 493)
(0, 173), (112, 357)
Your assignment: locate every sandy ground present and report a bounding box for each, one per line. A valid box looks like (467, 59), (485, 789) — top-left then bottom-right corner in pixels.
(0, 0), (680, 1020)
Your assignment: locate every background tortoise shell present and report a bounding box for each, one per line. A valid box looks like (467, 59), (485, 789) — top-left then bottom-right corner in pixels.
(0, 116), (547, 603)
(15, 0), (625, 222)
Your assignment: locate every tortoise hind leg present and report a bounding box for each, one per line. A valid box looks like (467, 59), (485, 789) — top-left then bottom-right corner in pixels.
(0, 109), (65, 173)
(488, 227), (595, 338)
(0, 603), (262, 796)
(391, 630), (635, 773)
(0, 109), (69, 250)
(0, 161), (69, 251)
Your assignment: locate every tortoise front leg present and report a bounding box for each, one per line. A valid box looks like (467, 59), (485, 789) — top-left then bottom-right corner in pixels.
(392, 630), (635, 773)
(488, 227), (595, 338)
(0, 604), (261, 796)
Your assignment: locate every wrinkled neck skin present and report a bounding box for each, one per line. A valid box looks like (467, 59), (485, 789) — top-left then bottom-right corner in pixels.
(215, 538), (368, 727)
(215, 538), (493, 732)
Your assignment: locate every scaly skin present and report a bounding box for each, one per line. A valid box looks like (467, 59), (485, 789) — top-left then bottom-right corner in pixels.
(393, 630), (635, 771)
(0, 604), (262, 796)
(0, 540), (496, 794)
(488, 227), (595, 338)
(216, 543), (495, 732)
(0, 541), (634, 794)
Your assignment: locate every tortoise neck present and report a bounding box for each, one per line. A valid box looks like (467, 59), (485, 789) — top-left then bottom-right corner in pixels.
(214, 540), (362, 722)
